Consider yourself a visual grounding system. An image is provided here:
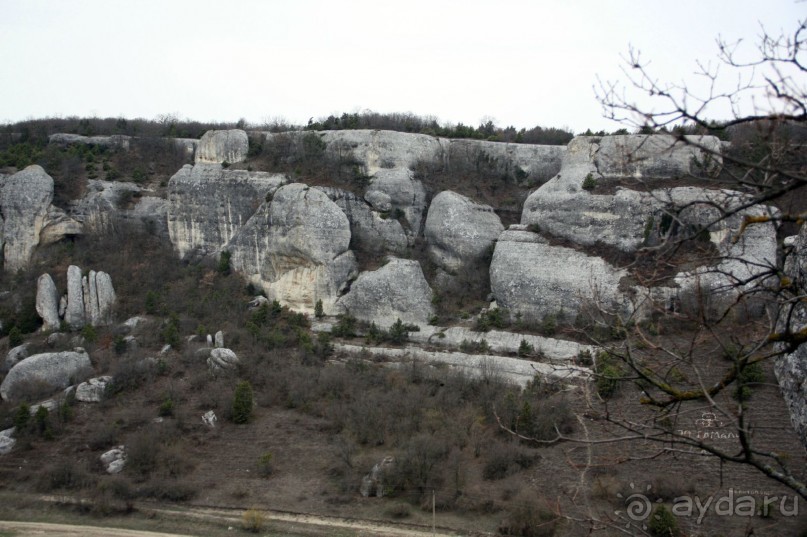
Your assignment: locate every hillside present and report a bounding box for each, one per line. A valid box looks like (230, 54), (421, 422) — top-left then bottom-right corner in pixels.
(0, 122), (805, 537)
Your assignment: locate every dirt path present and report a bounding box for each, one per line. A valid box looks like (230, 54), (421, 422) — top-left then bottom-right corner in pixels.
(0, 499), (462, 537)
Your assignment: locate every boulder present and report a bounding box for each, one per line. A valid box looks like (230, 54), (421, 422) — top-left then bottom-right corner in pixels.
(490, 227), (636, 322)
(75, 376), (112, 403)
(100, 446), (126, 474)
(202, 410), (217, 427)
(4, 343), (29, 373)
(0, 165), (54, 271)
(364, 168), (427, 237)
(228, 183), (357, 314)
(36, 273), (60, 331)
(316, 187), (407, 255)
(167, 163), (286, 259)
(0, 348), (93, 402)
(336, 258), (434, 327)
(207, 348), (239, 372)
(214, 330), (224, 348)
(424, 191), (503, 274)
(0, 428), (15, 455)
(196, 129), (249, 164)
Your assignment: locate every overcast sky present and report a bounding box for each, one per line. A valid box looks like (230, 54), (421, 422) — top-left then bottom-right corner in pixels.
(0, 0), (802, 133)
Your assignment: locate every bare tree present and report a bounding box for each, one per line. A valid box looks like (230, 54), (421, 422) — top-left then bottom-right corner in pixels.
(502, 19), (807, 532)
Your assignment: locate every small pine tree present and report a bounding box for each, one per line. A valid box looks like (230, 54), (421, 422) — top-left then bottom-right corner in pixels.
(314, 299), (324, 318)
(232, 381), (254, 424)
(518, 339), (534, 357)
(648, 504), (678, 537)
(8, 326), (23, 347)
(217, 250), (232, 275)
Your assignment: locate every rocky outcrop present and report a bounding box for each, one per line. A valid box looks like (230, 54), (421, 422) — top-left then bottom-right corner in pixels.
(265, 129), (565, 186)
(336, 258), (434, 327)
(521, 135), (724, 253)
(207, 348), (239, 372)
(776, 226), (807, 450)
(490, 226), (636, 322)
(360, 456), (395, 497)
(49, 133), (131, 150)
(41, 266), (116, 330)
(101, 446), (126, 474)
(0, 429), (15, 455)
(65, 265), (85, 329)
(75, 376), (112, 403)
(0, 348), (93, 402)
(196, 129), (249, 164)
(364, 168), (427, 237)
(39, 205), (82, 245)
(69, 180), (167, 238)
(424, 191), (503, 275)
(167, 164), (286, 259)
(228, 183), (357, 314)
(36, 274), (60, 331)
(316, 187), (407, 255)
(1, 165), (54, 271)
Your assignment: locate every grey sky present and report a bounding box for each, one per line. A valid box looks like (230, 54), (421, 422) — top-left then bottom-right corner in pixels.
(0, 0), (802, 132)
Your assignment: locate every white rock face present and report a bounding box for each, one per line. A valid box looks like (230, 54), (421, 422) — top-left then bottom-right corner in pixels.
(364, 168), (427, 237)
(228, 183), (357, 314)
(167, 164), (286, 259)
(207, 348), (239, 372)
(70, 180), (167, 238)
(214, 330), (224, 348)
(196, 129), (249, 164)
(490, 227), (635, 322)
(0, 348), (93, 402)
(336, 258), (434, 327)
(265, 129), (565, 186)
(424, 191), (504, 274)
(316, 187), (407, 255)
(0, 165), (54, 271)
(36, 274), (61, 331)
(521, 135), (724, 253)
(39, 205), (82, 245)
(75, 376), (112, 403)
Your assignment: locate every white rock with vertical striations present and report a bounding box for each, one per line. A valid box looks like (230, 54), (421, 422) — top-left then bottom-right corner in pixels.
(336, 258), (434, 327)
(196, 129), (249, 164)
(0, 165), (54, 271)
(167, 164), (286, 259)
(94, 271), (116, 325)
(65, 265), (85, 329)
(36, 273), (61, 331)
(228, 183), (357, 314)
